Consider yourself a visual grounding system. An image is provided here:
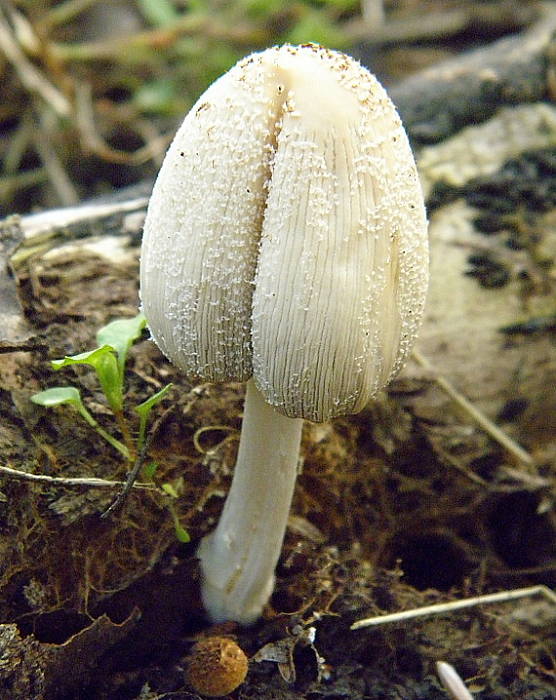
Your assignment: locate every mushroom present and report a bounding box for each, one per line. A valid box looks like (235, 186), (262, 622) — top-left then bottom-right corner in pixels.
(140, 44), (428, 624)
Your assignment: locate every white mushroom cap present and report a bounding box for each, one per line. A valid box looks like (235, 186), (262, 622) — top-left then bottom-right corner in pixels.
(140, 44), (428, 422)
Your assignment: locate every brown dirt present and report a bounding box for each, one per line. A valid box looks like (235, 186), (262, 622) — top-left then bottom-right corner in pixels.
(0, 2), (555, 697)
(0, 227), (554, 699)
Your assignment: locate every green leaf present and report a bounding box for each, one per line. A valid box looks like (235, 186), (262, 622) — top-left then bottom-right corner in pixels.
(165, 499), (190, 543)
(162, 482), (179, 498)
(96, 312), (147, 380)
(174, 522), (191, 543)
(135, 383), (173, 451)
(52, 345), (123, 413)
(135, 383), (173, 418)
(32, 386), (97, 431)
(31, 386), (85, 413)
(31, 386), (129, 458)
(134, 79), (178, 114)
(142, 461), (159, 479)
(51, 346), (112, 370)
(137, 0), (179, 27)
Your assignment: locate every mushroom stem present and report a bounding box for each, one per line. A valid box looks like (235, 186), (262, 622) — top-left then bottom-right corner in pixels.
(197, 378), (303, 624)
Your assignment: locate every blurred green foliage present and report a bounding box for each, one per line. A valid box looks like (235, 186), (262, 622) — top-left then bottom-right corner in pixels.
(0, 0), (360, 214)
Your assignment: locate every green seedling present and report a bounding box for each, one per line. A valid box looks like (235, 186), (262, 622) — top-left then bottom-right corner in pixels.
(50, 346), (123, 414)
(31, 386), (130, 459)
(142, 461), (159, 480)
(135, 383), (174, 452)
(31, 311), (176, 478)
(32, 312), (162, 454)
(162, 481), (191, 543)
(31, 313), (188, 540)
(96, 313), (148, 386)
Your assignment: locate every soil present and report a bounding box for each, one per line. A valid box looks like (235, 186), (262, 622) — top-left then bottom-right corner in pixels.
(1, 2), (556, 698)
(0, 205), (555, 699)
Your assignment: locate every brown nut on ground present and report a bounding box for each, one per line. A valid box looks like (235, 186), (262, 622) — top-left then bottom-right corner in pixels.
(186, 636), (249, 697)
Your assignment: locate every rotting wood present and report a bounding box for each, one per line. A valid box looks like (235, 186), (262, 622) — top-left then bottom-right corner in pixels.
(389, 1), (556, 144)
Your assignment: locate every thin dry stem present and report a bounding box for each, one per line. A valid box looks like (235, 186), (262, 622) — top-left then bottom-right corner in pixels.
(45, 0), (100, 27)
(51, 14), (261, 63)
(351, 585), (556, 629)
(0, 6), (70, 117)
(193, 425), (237, 454)
(0, 464), (158, 491)
(33, 110), (79, 206)
(74, 82), (171, 165)
(412, 349), (534, 467)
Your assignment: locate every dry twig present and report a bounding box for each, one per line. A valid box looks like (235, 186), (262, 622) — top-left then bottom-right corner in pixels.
(350, 585), (556, 629)
(412, 349), (534, 467)
(0, 5), (70, 117)
(0, 463), (158, 491)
